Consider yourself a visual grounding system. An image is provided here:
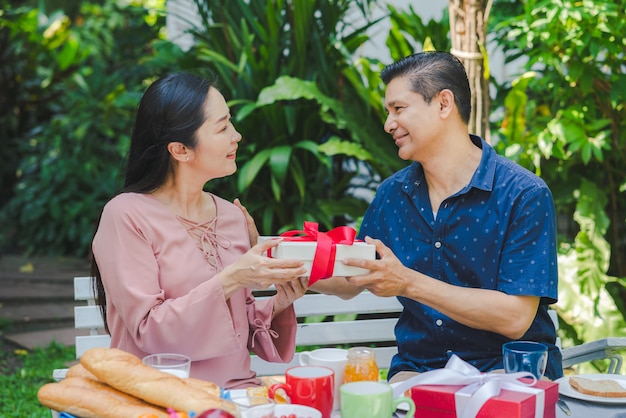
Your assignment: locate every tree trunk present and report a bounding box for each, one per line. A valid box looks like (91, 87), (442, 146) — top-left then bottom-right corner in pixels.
(448, 0), (492, 142)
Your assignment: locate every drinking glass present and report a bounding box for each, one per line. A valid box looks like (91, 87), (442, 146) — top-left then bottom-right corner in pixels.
(142, 353), (190, 378)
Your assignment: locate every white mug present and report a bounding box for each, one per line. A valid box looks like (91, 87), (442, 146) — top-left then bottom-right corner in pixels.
(299, 348), (348, 411)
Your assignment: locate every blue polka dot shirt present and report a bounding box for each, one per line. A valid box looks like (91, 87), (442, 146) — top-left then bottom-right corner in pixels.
(358, 135), (562, 380)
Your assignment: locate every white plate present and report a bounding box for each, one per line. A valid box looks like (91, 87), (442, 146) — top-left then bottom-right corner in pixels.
(227, 389), (248, 398)
(223, 390), (322, 417)
(556, 374), (626, 404)
(274, 404), (322, 418)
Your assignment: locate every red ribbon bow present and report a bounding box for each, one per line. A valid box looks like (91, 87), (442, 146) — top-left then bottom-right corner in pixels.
(271, 221), (358, 285)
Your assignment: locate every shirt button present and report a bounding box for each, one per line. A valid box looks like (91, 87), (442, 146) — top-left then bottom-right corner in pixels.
(436, 319), (443, 326)
(434, 241), (442, 249)
(446, 349), (453, 355)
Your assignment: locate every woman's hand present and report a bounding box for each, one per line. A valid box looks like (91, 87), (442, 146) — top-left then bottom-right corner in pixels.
(219, 238), (307, 298)
(234, 198), (259, 247)
(273, 276), (309, 315)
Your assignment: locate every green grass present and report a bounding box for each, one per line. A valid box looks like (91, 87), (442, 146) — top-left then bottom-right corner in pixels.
(0, 339), (74, 417)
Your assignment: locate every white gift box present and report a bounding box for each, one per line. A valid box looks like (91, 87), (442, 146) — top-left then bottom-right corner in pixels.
(259, 236), (376, 277)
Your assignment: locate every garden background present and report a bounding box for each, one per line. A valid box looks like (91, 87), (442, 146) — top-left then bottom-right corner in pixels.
(0, 0), (624, 415)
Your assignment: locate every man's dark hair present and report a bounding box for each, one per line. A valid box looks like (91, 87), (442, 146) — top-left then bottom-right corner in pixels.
(380, 51), (472, 124)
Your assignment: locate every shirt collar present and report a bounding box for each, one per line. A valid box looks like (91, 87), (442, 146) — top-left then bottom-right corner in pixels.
(402, 134), (496, 193)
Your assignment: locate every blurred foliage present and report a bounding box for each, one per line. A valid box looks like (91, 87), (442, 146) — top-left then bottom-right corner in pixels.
(385, 3), (450, 61)
(491, 0), (626, 371)
(185, 0), (405, 234)
(0, 0), (185, 255)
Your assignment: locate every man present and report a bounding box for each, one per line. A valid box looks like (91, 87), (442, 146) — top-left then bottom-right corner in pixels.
(312, 51), (562, 381)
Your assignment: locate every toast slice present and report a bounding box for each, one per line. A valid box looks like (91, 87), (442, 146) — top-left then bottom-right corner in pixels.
(569, 376), (626, 398)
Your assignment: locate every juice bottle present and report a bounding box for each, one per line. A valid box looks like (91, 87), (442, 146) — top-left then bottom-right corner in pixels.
(343, 347), (379, 382)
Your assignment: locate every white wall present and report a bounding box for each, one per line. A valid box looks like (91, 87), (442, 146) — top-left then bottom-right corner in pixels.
(166, 0), (202, 51)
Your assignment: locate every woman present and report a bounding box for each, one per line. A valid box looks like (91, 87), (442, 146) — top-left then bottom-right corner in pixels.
(91, 72), (308, 389)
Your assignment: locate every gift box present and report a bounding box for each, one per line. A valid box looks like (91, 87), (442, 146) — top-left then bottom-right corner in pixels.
(260, 239), (375, 277)
(410, 379), (558, 418)
(392, 355), (558, 418)
(259, 221), (375, 284)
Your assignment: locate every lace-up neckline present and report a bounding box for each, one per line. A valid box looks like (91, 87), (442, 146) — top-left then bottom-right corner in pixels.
(177, 215), (232, 269)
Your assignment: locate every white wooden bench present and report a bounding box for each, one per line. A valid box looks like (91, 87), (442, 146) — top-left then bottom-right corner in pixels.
(56, 276), (626, 380)
(53, 277), (402, 381)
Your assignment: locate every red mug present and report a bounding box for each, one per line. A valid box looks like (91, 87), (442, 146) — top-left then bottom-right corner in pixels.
(268, 365), (334, 418)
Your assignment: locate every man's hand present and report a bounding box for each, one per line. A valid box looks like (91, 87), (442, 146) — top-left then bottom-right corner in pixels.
(342, 236), (410, 297)
(234, 198), (259, 247)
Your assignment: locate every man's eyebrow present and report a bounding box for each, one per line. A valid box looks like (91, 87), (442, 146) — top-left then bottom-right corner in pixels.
(386, 99), (403, 110)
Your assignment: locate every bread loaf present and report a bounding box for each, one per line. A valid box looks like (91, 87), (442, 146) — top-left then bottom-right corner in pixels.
(66, 363), (99, 381)
(38, 377), (169, 418)
(184, 376), (221, 397)
(80, 347), (236, 415)
(569, 376), (626, 398)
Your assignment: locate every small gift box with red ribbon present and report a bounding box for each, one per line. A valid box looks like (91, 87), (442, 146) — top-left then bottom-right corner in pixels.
(260, 221), (376, 285)
(391, 355), (558, 418)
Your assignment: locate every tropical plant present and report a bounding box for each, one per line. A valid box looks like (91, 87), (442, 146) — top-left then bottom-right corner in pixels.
(0, 0), (184, 255)
(492, 0), (626, 369)
(183, 0), (406, 234)
(385, 3), (450, 59)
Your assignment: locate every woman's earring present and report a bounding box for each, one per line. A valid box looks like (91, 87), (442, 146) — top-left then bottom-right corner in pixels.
(186, 157), (189, 161)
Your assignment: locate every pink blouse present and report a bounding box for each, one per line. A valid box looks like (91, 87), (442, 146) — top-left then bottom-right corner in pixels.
(92, 192), (297, 388)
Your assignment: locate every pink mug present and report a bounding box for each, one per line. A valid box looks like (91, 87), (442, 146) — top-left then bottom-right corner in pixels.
(268, 365), (334, 418)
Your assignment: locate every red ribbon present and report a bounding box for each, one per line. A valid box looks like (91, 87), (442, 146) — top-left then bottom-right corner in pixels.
(269, 221), (358, 285)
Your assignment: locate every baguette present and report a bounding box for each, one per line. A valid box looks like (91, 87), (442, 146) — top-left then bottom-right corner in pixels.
(38, 377), (169, 418)
(67, 363), (220, 398)
(569, 376), (626, 398)
(66, 363), (99, 381)
(184, 377), (221, 398)
(80, 347), (237, 415)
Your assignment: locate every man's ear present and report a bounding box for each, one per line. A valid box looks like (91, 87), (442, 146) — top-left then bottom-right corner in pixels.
(438, 89), (455, 118)
(167, 142), (189, 162)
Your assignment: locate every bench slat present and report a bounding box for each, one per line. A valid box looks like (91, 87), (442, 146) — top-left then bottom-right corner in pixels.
(74, 306), (106, 329)
(295, 318), (398, 346)
(292, 293), (402, 316)
(76, 335), (111, 359)
(74, 276), (96, 302)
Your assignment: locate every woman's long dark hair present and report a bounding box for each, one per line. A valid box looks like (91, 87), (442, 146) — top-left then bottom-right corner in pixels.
(91, 72), (215, 332)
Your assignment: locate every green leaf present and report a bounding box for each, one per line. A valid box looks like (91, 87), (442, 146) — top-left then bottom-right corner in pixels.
(237, 148), (271, 192)
(257, 76), (327, 105)
(269, 145), (292, 188)
(56, 34), (79, 70)
(318, 136), (374, 161)
(288, 158), (306, 200)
